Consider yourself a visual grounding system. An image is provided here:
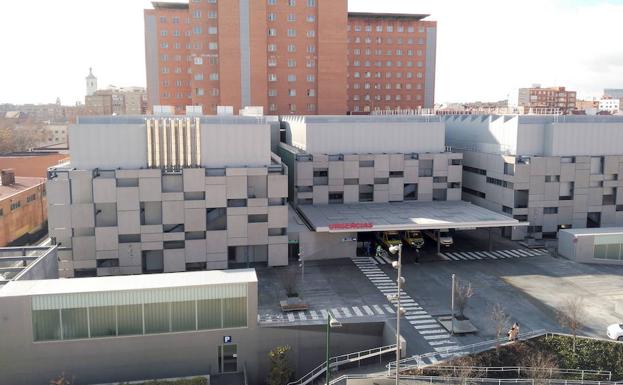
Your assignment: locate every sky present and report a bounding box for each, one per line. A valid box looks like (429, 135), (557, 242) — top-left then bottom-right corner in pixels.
(0, 0), (622, 106)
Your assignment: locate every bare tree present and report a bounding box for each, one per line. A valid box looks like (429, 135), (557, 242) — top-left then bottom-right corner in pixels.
(454, 278), (474, 320)
(491, 303), (510, 352)
(450, 356), (485, 385)
(520, 350), (559, 385)
(557, 297), (586, 354)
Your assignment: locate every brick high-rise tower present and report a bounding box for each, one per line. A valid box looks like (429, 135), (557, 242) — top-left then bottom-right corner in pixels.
(144, 1), (436, 115)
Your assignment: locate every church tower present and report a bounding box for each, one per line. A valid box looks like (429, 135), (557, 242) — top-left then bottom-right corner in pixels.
(86, 67), (97, 96)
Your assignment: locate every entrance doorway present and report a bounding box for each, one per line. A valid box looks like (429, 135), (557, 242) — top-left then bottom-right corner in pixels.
(218, 344), (238, 373)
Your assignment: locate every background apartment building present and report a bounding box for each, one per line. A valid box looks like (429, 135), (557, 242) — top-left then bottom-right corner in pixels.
(279, 115), (462, 206)
(47, 115), (288, 278)
(144, 2), (436, 116)
(445, 115), (623, 240)
(84, 69), (147, 115)
(347, 13), (436, 113)
(518, 85), (576, 113)
(0, 170), (48, 246)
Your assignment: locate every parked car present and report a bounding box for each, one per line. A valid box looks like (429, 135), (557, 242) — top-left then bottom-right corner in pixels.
(402, 230), (425, 250)
(607, 323), (623, 341)
(424, 229), (454, 247)
(376, 231), (402, 252)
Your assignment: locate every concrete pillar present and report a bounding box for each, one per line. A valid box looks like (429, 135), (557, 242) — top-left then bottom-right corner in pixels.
(488, 228), (493, 251)
(437, 229), (441, 256)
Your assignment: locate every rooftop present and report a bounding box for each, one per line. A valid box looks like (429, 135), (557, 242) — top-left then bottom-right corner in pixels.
(76, 115), (279, 125)
(0, 176), (45, 201)
(297, 201), (521, 233)
(559, 227), (623, 237)
(151, 1), (188, 10)
(348, 12), (430, 21)
(282, 115), (441, 124)
(0, 269), (257, 297)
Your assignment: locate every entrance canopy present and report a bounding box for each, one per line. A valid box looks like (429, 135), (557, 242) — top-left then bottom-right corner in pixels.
(297, 201), (523, 233)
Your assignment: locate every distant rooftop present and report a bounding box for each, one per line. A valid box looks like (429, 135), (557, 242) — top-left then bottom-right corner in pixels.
(348, 12), (430, 21)
(0, 176), (45, 201)
(151, 1), (188, 10)
(76, 115), (279, 125)
(0, 269), (257, 298)
(282, 114), (441, 124)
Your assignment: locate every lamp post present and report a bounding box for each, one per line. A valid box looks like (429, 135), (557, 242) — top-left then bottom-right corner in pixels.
(389, 244), (405, 385)
(325, 313), (342, 385)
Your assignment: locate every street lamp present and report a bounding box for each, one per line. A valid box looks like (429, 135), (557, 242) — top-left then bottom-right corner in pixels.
(325, 313), (342, 385)
(388, 244), (405, 385)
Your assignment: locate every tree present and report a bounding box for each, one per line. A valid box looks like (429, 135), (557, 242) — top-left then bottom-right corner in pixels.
(450, 356), (485, 385)
(0, 119), (47, 154)
(454, 278), (474, 320)
(50, 372), (74, 385)
(267, 345), (293, 385)
(491, 303), (510, 352)
(520, 350), (559, 385)
(557, 297), (586, 354)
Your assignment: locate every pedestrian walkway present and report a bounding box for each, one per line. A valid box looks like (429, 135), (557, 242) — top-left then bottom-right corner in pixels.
(258, 303), (390, 325)
(351, 256), (464, 362)
(441, 248), (548, 262)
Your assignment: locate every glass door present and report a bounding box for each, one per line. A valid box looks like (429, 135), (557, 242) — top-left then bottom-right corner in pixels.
(218, 344), (237, 373)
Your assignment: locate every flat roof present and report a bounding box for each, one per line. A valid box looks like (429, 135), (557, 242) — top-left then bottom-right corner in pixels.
(348, 12), (430, 21)
(76, 115), (279, 125)
(151, 2), (188, 10)
(297, 201), (521, 232)
(282, 115), (441, 124)
(560, 227), (623, 237)
(0, 176), (45, 201)
(0, 269), (257, 298)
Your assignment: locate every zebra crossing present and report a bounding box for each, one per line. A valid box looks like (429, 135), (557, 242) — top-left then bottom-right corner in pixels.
(258, 303), (393, 324)
(365, 254), (394, 265)
(351, 256), (464, 364)
(441, 248), (548, 262)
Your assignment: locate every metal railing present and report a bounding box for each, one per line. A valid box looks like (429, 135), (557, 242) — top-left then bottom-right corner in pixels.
(388, 330), (547, 372)
(287, 344), (397, 385)
(329, 375), (621, 385)
(418, 366), (611, 381)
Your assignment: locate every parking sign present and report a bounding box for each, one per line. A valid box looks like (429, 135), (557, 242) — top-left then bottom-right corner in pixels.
(223, 336), (232, 343)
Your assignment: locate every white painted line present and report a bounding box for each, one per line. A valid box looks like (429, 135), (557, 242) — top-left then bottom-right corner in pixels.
(461, 252), (478, 260)
(341, 307), (352, 318)
(467, 252), (482, 260)
(309, 310), (319, 319)
(498, 250), (516, 258)
(381, 255), (392, 264)
(480, 251), (497, 259)
(407, 311), (428, 315)
(409, 318), (436, 324)
(331, 308), (342, 318)
(423, 334), (452, 340)
(428, 339), (457, 346)
(298, 311), (307, 320)
(413, 323), (441, 330)
(513, 249), (532, 256)
(381, 304), (394, 314)
(419, 329), (448, 334)
(373, 305), (386, 314)
(353, 306), (364, 316)
(363, 305), (375, 316)
(427, 356), (439, 364)
(320, 309), (329, 319)
(287, 313), (295, 322)
(405, 314), (432, 320)
(475, 251), (493, 259)
(444, 253), (460, 261)
(434, 346), (459, 352)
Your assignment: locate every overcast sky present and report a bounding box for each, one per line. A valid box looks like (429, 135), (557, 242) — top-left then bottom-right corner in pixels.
(1, 0), (621, 105)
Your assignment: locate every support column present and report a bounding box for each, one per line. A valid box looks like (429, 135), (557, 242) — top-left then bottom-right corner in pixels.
(437, 229), (441, 256)
(488, 227), (493, 251)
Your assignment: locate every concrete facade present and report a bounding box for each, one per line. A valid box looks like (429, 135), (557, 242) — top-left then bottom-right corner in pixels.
(558, 227), (623, 265)
(47, 116), (288, 277)
(0, 269), (389, 385)
(518, 85), (576, 113)
(445, 115), (623, 240)
(280, 115), (462, 206)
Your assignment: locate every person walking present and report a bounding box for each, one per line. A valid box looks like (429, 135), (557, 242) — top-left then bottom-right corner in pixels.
(508, 322), (519, 342)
